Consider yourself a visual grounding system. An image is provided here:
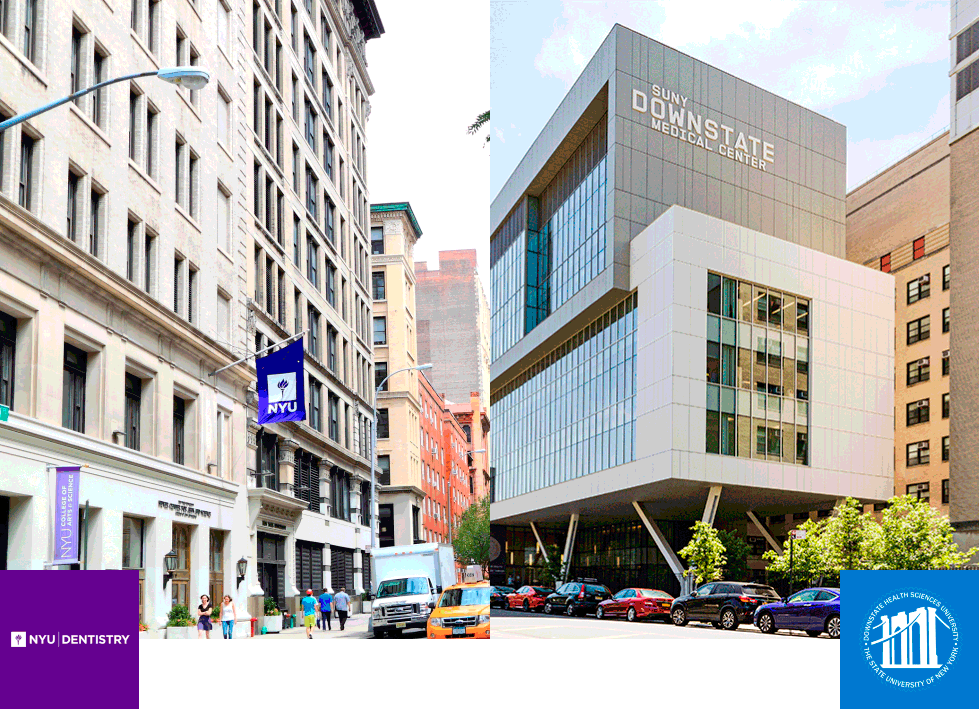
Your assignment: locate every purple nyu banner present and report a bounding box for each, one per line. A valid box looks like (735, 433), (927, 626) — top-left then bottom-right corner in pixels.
(256, 337), (307, 424)
(53, 466), (80, 565)
(0, 571), (138, 706)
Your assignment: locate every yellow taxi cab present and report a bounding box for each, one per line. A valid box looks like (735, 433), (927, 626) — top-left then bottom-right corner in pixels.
(427, 568), (490, 639)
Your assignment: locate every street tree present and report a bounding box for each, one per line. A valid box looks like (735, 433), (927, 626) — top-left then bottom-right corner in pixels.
(718, 529), (750, 580)
(822, 497), (875, 574)
(468, 110), (490, 144)
(868, 495), (977, 570)
(678, 521), (726, 584)
(452, 495), (490, 569)
(762, 518), (830, 588)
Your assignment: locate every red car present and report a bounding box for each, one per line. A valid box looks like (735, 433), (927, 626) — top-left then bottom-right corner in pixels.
(596, 588), (674, 621)
(507, 586), (554, 612)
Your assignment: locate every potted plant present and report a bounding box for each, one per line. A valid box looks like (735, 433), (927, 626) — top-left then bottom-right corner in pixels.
(138, 622), (149, 640)
(263, 597), (283, 633)
(164, 605), (197, 639)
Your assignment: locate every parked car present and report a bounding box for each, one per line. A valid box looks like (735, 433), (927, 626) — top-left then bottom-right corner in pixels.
(670, 581), (781, 630)
(507, 586), (554, 612)
(596, 588), (673, 622)
(754, 587), (841, 638)
(490, 586), (515, 609)
(543, 580), (613, 616)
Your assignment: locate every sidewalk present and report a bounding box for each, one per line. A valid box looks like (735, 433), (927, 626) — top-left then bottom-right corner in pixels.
(246, 613), (369, 639)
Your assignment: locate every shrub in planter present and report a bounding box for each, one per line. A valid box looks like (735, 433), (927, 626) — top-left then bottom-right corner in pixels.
(263, 597), (281, 616)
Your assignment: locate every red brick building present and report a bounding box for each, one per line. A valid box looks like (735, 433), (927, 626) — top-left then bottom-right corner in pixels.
(449, 391), (491, 500)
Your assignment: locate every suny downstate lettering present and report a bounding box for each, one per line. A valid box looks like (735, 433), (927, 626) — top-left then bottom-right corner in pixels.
(631, 86), (774, 171)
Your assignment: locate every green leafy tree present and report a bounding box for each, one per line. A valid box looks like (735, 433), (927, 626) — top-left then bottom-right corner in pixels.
(678, 521), (726, 584)
(468, 110), (490, 144)
(718, 529), (750, 581)
(534, 544), (566, 588)
(822, 497), (875, 575)
(453, 494), (490, 569)
(868, 495), (977, 570)
(762, 518), (830, 588)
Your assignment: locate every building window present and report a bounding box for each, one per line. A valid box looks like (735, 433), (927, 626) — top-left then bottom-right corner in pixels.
(957, 19), (979, 64)
(174, 139), (184, 207)
(307, 305), (320, 358)
(912, 236), (925, 260)
(187, 266), (197, 324)
(127, 218), (138, 281)
(0, 311), (17, 409)
(125, 373), (142, 451)
(173, 396), (185, 464)
(89, 189), (102, 258)
(217, 186), (231, 253)
(294, 450), (321, 514)
(943, 392), (949, 419)
(372, 271), (385, 300)
(375, 361), (387, 391)
(23, 0), (36, 62)
(305, 167), (317, 217)
(906, 275), (930, 304)
(880, 253), (891, 272)
(63, 344), (87, 433)
(92, 46), (106, 126)
(906, 441), (930, 467)
(306, 237), (318, 286)
(173, 257), (184, 315)
(66, 171), (79, 242)
(71, 26), (83, 99)
(957, 57), (979, 101)
(371, 225), (384, 254)
(325, 260), (336, 307)
(19, 133), (34, 209)
(146, 106), (157, 177)
(942, 479), (950, 504)
(942, 435), (950, 462)
(328, 392), (339, 442)
(943, 264), (950, 291)
(907, 481), (929, 502)
(218, 88), (230, 146)
(943, 349), (950, 376)
(373, 317), (386, 345)
(308, 377), (322, 431)
(326, 325), (337, 372)
(377, 408), (389, 439)
(329, 468), (350, 521)
(906, 399), (929, 426)
(377, 455), (390, 485)
(143, 231), (155, 294)
(943, 307), (949, 333)
(907, 357), (930, 385)
(129, 91), (139, 160)
(906, 315), (930, 345)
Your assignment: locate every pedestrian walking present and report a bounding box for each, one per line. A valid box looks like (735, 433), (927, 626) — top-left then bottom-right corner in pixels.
(317, 588), (333, 630)
(301, 589), (318, 639)
(197, 594), (213, 640)
(334, 587), (351, 631)
(220, 595), (236, 639)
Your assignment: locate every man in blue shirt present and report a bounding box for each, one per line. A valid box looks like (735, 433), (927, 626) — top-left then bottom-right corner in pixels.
(300, 589), (318, 639)
(317, 588), (333, 631)
(334, 587), (351, 631)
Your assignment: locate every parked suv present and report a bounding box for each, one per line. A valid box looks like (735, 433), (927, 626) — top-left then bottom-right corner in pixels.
(670, 581), (781, 630)
(544, 580), (613, 616)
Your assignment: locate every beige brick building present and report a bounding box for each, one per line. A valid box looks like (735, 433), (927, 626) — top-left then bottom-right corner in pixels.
(0, 0), (385, 630)
(370, 201), (424, 547)
(846, 133), (951, 516)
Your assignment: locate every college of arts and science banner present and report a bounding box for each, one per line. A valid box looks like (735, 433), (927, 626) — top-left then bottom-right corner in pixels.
(256, 337), (307, 425)
(52, 466), (81, 565)
(841, 571), (976, 707)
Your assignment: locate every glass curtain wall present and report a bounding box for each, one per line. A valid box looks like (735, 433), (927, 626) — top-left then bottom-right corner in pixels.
(706, 272), (810, 465)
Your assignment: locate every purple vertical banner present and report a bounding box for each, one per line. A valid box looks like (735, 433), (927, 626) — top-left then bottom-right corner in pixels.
(0, 570), (138, 707)
(53, 466), (81, 565)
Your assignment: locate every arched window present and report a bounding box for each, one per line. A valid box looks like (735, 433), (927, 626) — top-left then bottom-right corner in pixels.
(462, 425), (471, 443)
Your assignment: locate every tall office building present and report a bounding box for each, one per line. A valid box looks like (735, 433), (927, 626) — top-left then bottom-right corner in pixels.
(0, 0), (385, 631)
(415, 249), (491, 405)
(949, 2), (979, 553)
(847, 134), (951, 516)
(370, 201), (424, 547)
(489, 25), (894, 593)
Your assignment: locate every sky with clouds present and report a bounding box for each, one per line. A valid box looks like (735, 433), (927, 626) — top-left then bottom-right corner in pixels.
(368, 1), (489, 291)
(491, 0), (951, 200)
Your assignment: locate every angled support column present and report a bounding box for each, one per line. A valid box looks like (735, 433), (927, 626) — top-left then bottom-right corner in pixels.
(530, 522), (549, 562)
(746, 510), (782, 554)
(561, 513), (579, 584)
(633, 501), (686, 588)
(702, 485), (723, 526)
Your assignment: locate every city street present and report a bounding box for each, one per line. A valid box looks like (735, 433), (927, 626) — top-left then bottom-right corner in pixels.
(490, 608), (838, 640)
(245, 614), (426, 639)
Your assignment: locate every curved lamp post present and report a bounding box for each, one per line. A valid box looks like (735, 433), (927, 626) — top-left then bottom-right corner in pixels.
(163, 548), (178, 590)
(236, 556), (248, 589)
(0, 67), (210, 132)
(370, 363), (433, 556)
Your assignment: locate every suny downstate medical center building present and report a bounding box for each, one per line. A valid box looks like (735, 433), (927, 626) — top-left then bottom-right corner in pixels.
(488, 25), (895, 594)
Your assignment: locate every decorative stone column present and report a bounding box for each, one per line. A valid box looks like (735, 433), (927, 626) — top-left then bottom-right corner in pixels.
(350, 480), (363, 528)
(322, 542), (333, 593)
(144, 515), (173, 633)
(278, 438), (299, 497)
(321, 463), (332, 519)
(190, 522), (211, 608)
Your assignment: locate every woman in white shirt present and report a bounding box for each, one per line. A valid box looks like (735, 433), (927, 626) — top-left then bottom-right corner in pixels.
(220, 595), (237, 639)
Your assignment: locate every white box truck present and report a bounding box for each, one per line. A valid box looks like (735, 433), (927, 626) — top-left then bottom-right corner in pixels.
(369, 543), (456, 638)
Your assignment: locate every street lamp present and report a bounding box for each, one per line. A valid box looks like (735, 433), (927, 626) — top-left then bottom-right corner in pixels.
(0, 66), (211, 132)
(370, 363), (433, 555)
(236, 557), (248, 589)
(163, 549), (178, 590)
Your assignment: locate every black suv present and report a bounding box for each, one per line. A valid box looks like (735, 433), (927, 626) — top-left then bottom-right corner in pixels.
(490, 586), (514, 609)
(670, 581), (781, 630)
(544, 579), (613, 616)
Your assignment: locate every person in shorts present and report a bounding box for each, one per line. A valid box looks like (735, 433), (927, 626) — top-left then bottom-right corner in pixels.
(301, 589), (318, 639)
(197, 595), (213, 640)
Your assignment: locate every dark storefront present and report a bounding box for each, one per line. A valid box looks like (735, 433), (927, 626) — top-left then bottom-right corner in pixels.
(330, 545), (355, 591)
(257, 531), (286, 610)
(499, 520), (695, 597)
(295, 540), (324, 592)
(378, 504), (394, 547)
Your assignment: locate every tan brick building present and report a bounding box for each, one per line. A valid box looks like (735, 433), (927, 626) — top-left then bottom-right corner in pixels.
(846, 133), (950, 515)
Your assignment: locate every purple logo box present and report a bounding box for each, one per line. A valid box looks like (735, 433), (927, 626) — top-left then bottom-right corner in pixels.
(0, 570), (138, 706)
